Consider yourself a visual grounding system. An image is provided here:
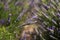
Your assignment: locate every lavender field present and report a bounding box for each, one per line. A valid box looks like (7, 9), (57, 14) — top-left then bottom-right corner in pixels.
(0, 0), (60, 40)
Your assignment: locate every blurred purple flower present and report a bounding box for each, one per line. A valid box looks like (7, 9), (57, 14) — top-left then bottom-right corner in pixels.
(47, 26), (55, 32)
(26, 18), (37, 24)
(43, 5), (49, 10)
(4, 2), (9, 11)
(0, 19), (5, 25)
(32, 15), (38, 19)
(57, 13), (60, 17)
(49, 26), (55, 30)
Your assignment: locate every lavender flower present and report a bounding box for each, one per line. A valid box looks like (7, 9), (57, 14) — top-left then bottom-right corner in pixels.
(42, 4), (49, 10)
(32, 15), (38, 19)
(0, 19), (5, 25)
(57, 13), (60, 17)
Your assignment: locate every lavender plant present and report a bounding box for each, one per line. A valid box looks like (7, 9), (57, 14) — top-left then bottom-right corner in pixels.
(0, 0), (60, 40)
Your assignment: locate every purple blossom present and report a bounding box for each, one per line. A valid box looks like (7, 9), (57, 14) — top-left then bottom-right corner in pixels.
(43, 5), (49, 10)
(47, 26), (55, 34)
(0, 19), (5, 25)
(57, 13), (60, 17)
(4, 2), (9, 11)
(49, 26), (55, 30)
(32, 15), (38, 19)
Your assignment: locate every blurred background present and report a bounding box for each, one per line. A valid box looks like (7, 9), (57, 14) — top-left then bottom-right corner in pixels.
(0, 0), (60, 40)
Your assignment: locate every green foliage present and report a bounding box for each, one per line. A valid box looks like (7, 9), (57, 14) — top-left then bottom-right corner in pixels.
(0, 27), (15, 40)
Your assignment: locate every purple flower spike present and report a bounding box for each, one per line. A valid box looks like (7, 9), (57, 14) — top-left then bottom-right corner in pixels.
(32, 15), (38, 19)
